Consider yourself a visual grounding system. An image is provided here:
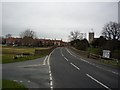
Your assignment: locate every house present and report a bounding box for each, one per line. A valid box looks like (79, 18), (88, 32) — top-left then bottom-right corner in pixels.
(6, 37), (22, 45)
(4, 37), (66, 47)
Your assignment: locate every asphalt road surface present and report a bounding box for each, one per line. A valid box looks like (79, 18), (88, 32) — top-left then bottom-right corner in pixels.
(49, 47), (120, 89)
(2, 56), (50, 89)
(3, 47), (120, 89)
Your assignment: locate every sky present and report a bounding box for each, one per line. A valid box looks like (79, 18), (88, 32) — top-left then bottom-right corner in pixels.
(1, 0), (119, 41)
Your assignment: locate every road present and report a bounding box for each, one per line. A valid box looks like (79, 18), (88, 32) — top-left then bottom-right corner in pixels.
(49, 47), (120, 89)
(3, 47), (120, 89)
(2, 56), (50, 89)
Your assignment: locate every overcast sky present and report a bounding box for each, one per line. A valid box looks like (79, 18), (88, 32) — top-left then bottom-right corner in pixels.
(2, 1), (118, 41)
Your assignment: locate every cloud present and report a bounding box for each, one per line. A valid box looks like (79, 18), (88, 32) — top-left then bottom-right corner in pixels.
(2, 2), (118, 41)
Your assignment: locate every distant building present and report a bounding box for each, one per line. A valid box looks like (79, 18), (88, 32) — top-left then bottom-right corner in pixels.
(3, 37), (67, 47)
(89, 32), (94, 43)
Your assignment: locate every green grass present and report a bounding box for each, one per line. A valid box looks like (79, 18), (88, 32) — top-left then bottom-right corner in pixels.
(2, 54), (45, 63)
(88, 47), (102, 55)
(2, 79), (28, 90)
(101, 59), (120, 67)
(2, 46), (51, 64)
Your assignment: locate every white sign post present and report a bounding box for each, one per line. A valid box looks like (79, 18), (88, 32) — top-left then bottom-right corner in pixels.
(103, 50), (111, 58)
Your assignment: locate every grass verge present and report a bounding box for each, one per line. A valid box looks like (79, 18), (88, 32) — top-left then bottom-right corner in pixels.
(2, 46), (53, 64)
(69, 47), (120, 68)
(2, 79), (28, 90)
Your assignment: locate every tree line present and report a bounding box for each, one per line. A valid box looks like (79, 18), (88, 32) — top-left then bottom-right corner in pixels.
(69, 21), (120, 60)
(3, 29), (55, 47)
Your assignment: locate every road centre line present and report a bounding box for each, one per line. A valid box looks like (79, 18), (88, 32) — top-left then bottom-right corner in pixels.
(66, 48), (120, 76)
(86, 74), (111, 90)
(64, 57), (69, 61)
(70, 63), (80, 70)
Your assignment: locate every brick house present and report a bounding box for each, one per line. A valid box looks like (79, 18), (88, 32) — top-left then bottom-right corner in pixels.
(4, 37), (66, 46)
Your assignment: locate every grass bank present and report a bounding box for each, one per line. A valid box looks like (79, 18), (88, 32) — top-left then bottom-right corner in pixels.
(2, 46), (53, 64)
(69, 47), (120, 68)
(2, 79), (28, 90)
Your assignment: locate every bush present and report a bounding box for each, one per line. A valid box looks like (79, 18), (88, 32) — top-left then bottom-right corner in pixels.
(70, 39), (89, 51)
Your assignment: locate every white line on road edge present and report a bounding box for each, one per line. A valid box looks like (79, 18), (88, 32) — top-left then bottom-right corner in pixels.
(60, 48), (64, 57)
(67, 48), (120, 76)
(43, 55), (48, 65)
(47, 49), (55, 90)
(70, 63), (80, 70)
(66, 48), (76, 57)
(86, 74), (111, 90)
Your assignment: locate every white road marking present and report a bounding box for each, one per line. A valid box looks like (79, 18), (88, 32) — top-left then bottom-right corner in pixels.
(50, 76), (52, 81)
(50, 73), (52, 77)
(86, 74), (111, 90)
(50, 81), (53, 86)
(67, 48), (120, 76)
(50, 86), (53, 90)
(64, 57), (69, 61)
(60, 48), (64, 57)
(47, 49), (55, 89)
(70, 63), (80, 70)
(66, 48), (75, 57)
(18, 64), (42, 68)
(49, 70), (51, 73)
(43, 55), (48, 65)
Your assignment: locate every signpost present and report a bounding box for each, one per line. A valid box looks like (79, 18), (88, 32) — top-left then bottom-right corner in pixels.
(102, 50), (111, 59)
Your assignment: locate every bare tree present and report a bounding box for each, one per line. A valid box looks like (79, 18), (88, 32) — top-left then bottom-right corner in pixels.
(20, 29), (36, 39)
(5, 34), (12, 38)
(20, 29), (36, 46)
(68, 31), (84, 41)
(102, 21), (120, 40)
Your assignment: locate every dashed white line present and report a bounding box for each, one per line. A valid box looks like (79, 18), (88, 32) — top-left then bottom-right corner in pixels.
(70, 63), (80, 70)
(50, 81), (53, 86)
(64, 57), (69, 61)
(50, 86), (53, 90)
(50, 73), (52, 77)
(47, 49), (55, 89)
(49, 70), (51, 73)
(86, 74), (111, 90)
(66, 48), (120, 76)
(50, 77), (52, 81)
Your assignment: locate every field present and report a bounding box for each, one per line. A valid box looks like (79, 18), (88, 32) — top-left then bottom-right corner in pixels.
(2, 46), (51, 63)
